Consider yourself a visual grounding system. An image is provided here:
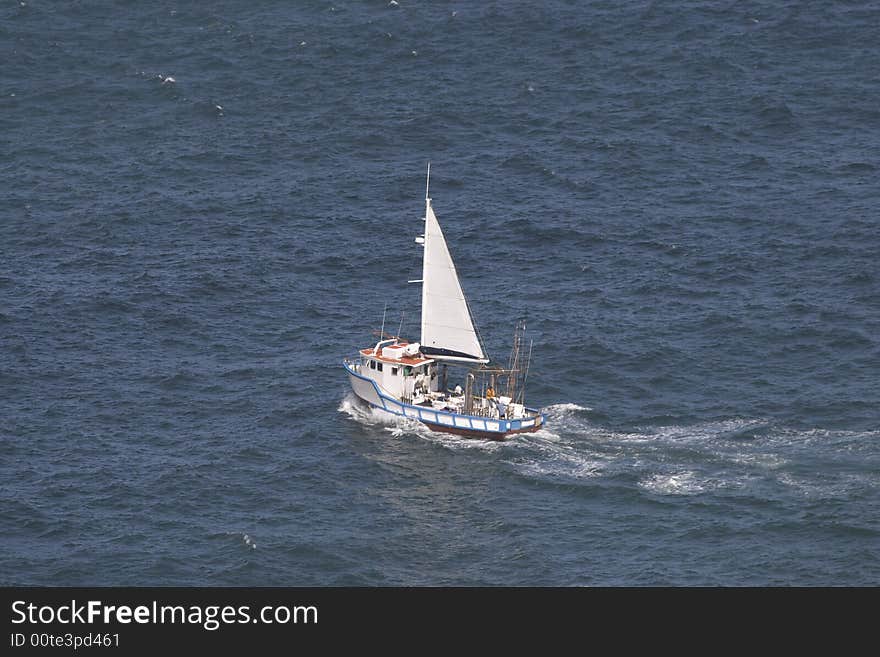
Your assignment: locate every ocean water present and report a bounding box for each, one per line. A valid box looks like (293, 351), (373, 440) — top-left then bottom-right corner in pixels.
(2, 1), (878, 586)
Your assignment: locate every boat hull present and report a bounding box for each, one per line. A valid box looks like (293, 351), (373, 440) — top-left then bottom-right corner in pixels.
(344, 360), (544, 440)
(419, 420), (542, 441)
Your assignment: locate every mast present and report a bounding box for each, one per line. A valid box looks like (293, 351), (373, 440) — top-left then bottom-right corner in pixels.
(420, 162), (429, 352)
(425, 161), (431, 205)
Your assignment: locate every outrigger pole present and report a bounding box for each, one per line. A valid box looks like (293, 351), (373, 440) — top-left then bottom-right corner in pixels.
(520, 338), (534, 405)
(379, 303), (388, 342)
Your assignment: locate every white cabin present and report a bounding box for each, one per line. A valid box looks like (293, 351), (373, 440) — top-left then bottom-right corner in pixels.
(355, 339), (440, 403)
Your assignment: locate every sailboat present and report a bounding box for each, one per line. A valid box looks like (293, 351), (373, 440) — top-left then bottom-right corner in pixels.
(343, 165), (546, 440)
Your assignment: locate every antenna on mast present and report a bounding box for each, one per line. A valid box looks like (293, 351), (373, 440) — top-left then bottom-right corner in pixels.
(425, 162), (431, 202)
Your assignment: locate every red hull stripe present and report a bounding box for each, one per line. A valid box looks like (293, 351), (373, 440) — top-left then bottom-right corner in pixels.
(420, 421), (542, 441)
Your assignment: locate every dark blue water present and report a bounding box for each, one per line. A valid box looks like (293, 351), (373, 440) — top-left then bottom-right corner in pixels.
(2, 1), (878, 585)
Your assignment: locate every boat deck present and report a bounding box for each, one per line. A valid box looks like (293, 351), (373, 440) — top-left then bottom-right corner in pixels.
(344, 358), (545, 440)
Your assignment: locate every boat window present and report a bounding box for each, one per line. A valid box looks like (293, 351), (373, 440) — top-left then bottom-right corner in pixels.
(377, 362), (383, 372)
(369, 360), (376, 370)
(391, 366), (398, 376)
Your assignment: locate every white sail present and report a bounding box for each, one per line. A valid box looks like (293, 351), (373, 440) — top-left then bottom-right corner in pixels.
(420, 198), (488, 363)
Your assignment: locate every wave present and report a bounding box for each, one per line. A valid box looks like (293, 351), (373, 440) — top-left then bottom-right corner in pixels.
(639, 471), (706, 495)
(339, 395), (878, 500)
(339, 394), (506, 452)
(338, 394), (405, 428)
(543, 402), (593, 415)
(213, 531), (258, 552)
